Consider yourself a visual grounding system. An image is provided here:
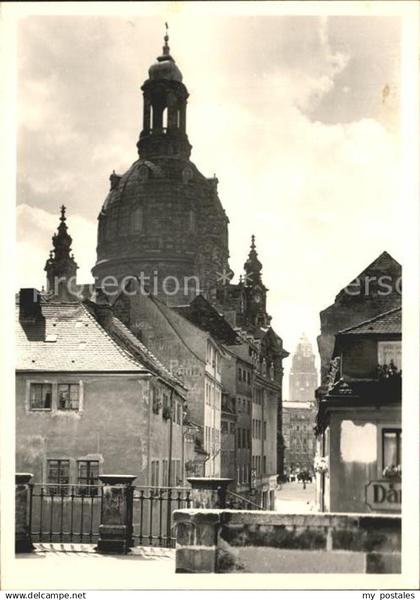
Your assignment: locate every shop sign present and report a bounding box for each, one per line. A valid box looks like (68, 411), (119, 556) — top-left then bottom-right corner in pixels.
(365, 480), (401, 511)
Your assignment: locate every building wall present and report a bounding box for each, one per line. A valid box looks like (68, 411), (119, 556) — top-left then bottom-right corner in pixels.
(283, 403), (316, 476)
(235, 360), (252, 494)
(221, 397), (236, 480)
(327, 407), (401, 513)
(253, 378), (279, 504)
(16, 372), (184, 486)
(264, 389), (278, 477)
(114, 293), (222, 476)
(220, 346), (253, 495)
(204, 340), (222, 477)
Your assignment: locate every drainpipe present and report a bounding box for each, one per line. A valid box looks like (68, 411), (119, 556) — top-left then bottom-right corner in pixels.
(181, 411), (185, 485)
(147, 380), (152, 485)
(168, 388), (174, 486)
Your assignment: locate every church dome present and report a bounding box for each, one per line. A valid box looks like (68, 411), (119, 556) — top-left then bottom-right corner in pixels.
(148, 33), (183, 82)
(149, 56), (183, 82)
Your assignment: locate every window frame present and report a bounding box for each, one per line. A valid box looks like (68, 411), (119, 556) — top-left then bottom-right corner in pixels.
(381, 427), (402, 470)
(57, 382), (80, 411)
(46, 458), (70, 495)
(29, 382), (53, 411)
(77, 459), (100, 495)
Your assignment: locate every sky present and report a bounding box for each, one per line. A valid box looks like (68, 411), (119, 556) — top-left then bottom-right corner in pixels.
(16, 13), (402, 396)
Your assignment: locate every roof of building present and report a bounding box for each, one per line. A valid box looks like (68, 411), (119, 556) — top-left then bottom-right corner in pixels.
(148, 295), (225, 362)
(105, 313), (185, 389)
(338, 306), (401, 335)
(334, 251), (401, 303)
(16, 299), (148, 372)
(174, 295), (239, 346)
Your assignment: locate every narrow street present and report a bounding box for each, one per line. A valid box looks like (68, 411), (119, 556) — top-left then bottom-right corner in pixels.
(275, 481), (316, 513)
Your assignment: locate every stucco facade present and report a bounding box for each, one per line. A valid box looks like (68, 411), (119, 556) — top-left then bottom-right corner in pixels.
(112, 291), (223, 477)
(316, 306), (401, 514)
(16, 289), (187, 488)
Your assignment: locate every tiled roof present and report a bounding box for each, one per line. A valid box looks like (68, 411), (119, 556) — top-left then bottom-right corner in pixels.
(338, 307), (401, 335)
(174, 295), (238, 345)
(16, 301), (147, 372)
(108, 316), (185, 389)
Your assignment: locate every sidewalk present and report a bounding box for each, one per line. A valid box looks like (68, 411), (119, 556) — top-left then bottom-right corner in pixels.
(31, 542), (175, 560)
(8, 544), (178, 589)
(275, 481), (317, 513)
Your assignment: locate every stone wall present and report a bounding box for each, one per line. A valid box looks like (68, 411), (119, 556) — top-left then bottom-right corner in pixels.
(174, 509), (401, 574)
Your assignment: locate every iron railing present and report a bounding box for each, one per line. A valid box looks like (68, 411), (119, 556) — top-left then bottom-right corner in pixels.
(30, 484), (102, 544)
(132, 486), (192, 548)
(226, 490), (264, 510)
(29, 483), (192, 547)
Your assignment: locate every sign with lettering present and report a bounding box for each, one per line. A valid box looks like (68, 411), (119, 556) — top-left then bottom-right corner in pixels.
(365, 480), (401, 511)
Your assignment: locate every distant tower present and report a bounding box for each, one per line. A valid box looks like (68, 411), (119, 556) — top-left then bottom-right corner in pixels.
(44, 206), (78, 296)
(289, 334), (318, 403)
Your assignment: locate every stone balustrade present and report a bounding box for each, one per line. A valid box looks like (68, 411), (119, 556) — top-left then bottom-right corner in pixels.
(174, 509), (401, 574)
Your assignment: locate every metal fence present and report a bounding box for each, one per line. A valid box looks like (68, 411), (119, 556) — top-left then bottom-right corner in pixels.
(30, 484), (102, 544)
(132, 486), (192, 547)
(29, 483), (192, 548)
(226, 490), (265, 510)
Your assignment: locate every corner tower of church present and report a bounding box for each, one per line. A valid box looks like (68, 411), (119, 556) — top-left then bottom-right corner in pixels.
(92, 30), (230, 303)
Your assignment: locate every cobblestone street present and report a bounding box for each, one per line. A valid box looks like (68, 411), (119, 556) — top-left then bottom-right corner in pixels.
(275, 481), (316, 513)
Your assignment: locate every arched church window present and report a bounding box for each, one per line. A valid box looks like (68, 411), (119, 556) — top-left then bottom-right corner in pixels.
(189, 209), (196, 232)
(162, 107), (168, 130)
(149, 105), (153, 132)
(132, 206), (143, 233)
(138, 165), (149, 182)
(182, 167), (193, 184)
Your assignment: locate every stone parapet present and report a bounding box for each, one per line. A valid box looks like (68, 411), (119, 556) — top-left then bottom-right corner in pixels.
(174, 509), (401, 573)
(15, 473), (34, 553)
(187, 477), (233, 509)
(96, 474), (136, 555)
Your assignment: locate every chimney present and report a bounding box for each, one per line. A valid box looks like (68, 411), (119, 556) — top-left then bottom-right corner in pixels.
(94, 288), (113, 330)
(19, 288), (43, 323)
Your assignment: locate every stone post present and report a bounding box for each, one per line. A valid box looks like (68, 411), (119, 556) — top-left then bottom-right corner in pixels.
(187, 477), (233, 509)
(15, 473), (34, 553)
(96, 474), (136, 554)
